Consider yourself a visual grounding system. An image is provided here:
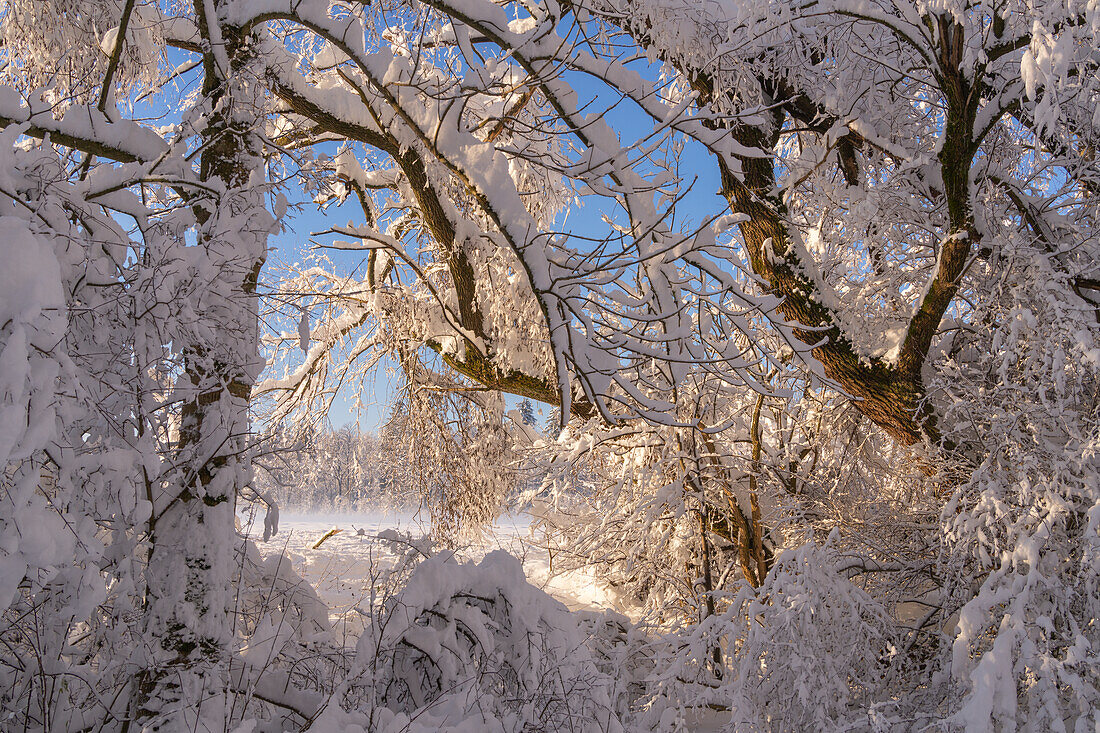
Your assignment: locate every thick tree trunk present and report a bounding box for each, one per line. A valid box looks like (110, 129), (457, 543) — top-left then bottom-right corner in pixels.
(135, 8), (269, 730)
(722, 153), (937, 447)
(557, 0), (980, 452)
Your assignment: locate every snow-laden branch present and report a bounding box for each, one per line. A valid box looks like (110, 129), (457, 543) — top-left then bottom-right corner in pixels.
(0, 87), (170, 162)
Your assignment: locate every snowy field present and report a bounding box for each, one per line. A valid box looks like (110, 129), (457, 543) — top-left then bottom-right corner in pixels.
(237, 508), (619, 640)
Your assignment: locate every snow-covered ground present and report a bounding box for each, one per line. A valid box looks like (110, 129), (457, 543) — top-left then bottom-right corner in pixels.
(238, 508), (619, 639)
(234, 509), (736, 730)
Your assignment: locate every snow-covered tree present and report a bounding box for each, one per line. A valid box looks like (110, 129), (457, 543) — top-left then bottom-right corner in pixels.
(518, 398), (536, 427)
(250, 0), (1098, 726)
(0, 0), (277, 729)
(2, 0), (1098, 729)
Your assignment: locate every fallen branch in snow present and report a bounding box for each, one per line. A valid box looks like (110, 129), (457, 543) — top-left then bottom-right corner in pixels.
(311, 527), (342, 549)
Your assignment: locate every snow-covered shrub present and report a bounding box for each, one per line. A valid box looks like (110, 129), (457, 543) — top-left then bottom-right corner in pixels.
(925, 242), (1100, 731)
(528, 418), (749, 618)
(575, 609), (655, 722)
(331, 550), (623, 732)
(234, 538), (332, 660)
(226, 540), (344, 727)
(631, 539), (892, 731)
(0, 130), (158, 731)
(725, 540), (892, 730)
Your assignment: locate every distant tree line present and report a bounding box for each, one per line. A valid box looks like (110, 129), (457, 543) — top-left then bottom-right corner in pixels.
(254, 425), (418, 513)
(254, 398), (547, 514)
